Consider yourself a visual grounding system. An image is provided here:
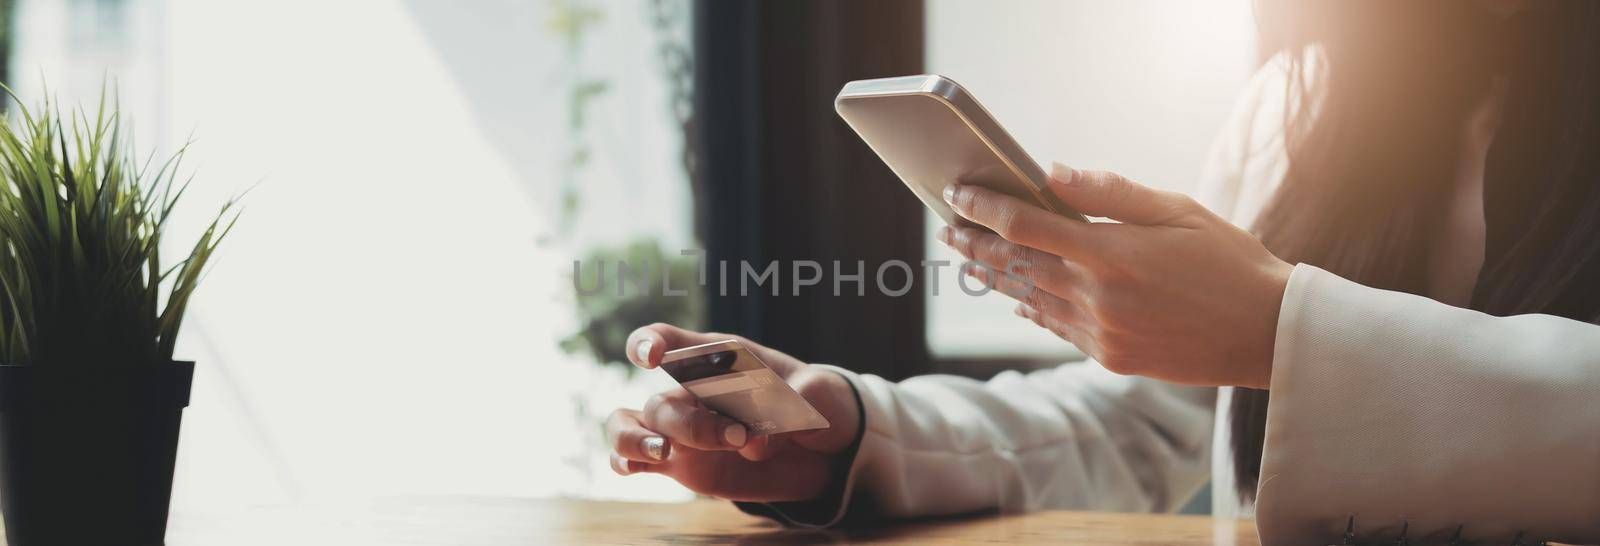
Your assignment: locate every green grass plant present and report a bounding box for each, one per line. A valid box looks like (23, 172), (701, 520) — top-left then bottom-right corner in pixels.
(0, 87), (237, 367)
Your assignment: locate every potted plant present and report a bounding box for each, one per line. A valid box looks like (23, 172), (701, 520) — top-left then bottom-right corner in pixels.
(0, 91), (236, 545)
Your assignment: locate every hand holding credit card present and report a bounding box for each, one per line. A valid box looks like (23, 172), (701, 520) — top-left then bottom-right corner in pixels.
(606, 324), (859, 502)
(659, 340), (831, 435)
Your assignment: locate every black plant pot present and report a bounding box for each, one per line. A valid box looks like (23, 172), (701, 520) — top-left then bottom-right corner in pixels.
(0, 361), (194, 546)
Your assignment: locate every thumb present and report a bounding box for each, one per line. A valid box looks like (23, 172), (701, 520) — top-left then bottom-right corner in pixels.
(1048, 162), (1196, 226)
(626, 323), (806, 377)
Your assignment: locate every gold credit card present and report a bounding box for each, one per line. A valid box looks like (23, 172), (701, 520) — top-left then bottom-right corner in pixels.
(659, 340), (831, 435)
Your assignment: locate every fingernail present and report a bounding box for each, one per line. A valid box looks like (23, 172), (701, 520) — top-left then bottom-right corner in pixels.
(641, 436), (668, 461)
(1050, 161), (1076, 185)
(936, 226), (953, 246)
(635, 339), (654, 366)
(722, 424), (747, 447)
(942, 184), (959, 207)
(1015, 304), (1035, 318)
(610, 452), (632, 476)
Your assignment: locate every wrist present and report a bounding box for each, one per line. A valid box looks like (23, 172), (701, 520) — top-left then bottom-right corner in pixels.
(821, 368), (866, 456)
(1250, 259), (1294, 389)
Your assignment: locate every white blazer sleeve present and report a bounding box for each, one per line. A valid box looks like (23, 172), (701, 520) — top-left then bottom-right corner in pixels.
(758, 363), (1215, 526)
(1255, 264), (1600, 544)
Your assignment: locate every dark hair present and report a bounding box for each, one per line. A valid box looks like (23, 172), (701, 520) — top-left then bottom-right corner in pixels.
(1231, 0), (1600, 500)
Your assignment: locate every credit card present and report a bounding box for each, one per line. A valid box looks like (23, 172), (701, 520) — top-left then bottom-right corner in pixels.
(659, 339), (831, 435)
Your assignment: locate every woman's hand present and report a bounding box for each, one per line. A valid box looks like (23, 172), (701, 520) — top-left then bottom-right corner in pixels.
(604, 323), (861, 502)
(940, 163), (1293, 389)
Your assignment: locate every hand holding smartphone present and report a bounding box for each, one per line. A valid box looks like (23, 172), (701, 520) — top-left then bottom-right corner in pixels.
(835, 74), (1086, 226)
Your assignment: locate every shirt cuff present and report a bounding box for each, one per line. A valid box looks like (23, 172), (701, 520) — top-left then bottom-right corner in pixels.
(734, 365), (875, 528)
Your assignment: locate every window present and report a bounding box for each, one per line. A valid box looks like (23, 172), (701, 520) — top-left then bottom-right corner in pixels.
(11, 0), (700, 510)
(6, 0), (1261, 513)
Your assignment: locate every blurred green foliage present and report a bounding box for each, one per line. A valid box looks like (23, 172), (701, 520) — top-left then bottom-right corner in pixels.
(0, 0), (13, 93)
(561, 239), (703, 374)
(547, 0), (608, 236)
(548, 0), (705, 372)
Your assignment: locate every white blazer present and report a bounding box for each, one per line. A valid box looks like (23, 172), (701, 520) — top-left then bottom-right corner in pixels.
(743, 57), (1600, 544)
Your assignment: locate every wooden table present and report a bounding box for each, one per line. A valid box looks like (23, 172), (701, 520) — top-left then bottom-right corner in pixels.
(160, 496), (1261, 545)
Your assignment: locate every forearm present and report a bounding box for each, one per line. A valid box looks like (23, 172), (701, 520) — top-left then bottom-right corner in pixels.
(744, 363), (1216, 526)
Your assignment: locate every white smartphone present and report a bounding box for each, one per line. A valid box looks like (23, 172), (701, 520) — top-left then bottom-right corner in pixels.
(659, 340), (830, 436)
(835, 74), (1086, 225)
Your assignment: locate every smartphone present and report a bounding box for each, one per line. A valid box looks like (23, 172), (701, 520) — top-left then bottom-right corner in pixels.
(835, 74), (1086, 226)
(659, 340), (830, 436)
